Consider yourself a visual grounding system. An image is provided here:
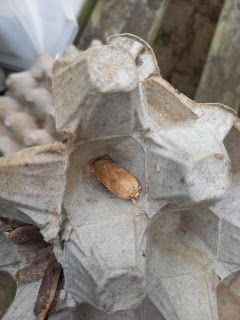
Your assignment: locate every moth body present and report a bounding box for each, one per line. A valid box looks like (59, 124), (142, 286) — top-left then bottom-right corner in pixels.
(90, 158), (140, 199)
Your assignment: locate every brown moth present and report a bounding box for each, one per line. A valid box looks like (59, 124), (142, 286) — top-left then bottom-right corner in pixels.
(90, 158), (140, 199)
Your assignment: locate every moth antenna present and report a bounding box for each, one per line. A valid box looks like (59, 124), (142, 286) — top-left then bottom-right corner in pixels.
(132, 198), (142, 210)
(132, 199), (150, 221)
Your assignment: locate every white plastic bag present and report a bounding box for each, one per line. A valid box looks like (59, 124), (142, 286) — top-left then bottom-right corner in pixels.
(0, 0), (83, 70)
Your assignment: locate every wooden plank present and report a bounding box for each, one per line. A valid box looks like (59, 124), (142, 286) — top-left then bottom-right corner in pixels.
(77, 0), (170, 49)
(195, 0), (240, 113)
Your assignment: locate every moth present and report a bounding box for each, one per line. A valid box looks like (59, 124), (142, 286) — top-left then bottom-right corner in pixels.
(90, 157), (140, 199)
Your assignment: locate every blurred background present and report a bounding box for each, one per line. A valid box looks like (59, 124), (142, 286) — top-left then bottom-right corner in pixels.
(0, 0), (239, 318)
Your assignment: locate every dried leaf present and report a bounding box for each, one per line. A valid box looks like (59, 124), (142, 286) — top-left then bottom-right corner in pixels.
(0, 217), (8, 226)
(90, 158), (140, 199)
(16, 261), (49, 283)
(24, 246), (54, 263)
(47, 270), (64, 315)
(34, 259), (62, 320)
(5, 225), (49, 247)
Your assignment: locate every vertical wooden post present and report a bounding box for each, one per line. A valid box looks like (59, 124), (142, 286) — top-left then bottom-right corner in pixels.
(77, 0), (169, 49)
(195, 0), (240, 113)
